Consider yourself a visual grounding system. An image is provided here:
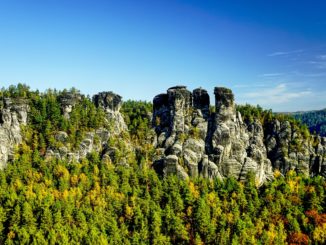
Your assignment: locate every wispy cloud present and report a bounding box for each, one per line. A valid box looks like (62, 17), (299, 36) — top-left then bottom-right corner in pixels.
(302, 72), (326, 77)
(308, 60), (326, 69)
(268, 49), (303, 57)
(302, 54), (326, 69)
(317, 54), (326, 60)
(245, 83), (312, 104)
(259, 73), (283, 77)
(233, 83), (267, 89)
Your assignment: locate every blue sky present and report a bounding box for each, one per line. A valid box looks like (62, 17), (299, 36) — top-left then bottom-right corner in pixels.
(0, 0), (326, 111)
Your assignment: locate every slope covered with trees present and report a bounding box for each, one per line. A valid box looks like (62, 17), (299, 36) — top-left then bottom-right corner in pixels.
(290, 109), (326, 137)
(0, 84), (325, 244)
(0, 155), (325, 244)
(0, 148), (326, 244)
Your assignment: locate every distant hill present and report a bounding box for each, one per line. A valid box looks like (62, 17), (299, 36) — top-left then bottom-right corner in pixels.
(289, 109), (326, 136)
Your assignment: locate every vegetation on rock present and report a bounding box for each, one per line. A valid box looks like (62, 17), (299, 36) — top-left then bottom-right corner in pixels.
(0, 84), (325, 244)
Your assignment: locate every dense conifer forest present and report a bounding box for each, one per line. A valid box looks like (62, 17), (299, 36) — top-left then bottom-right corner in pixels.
(0, 85), (325, 244)
(290, 109), (326, 137)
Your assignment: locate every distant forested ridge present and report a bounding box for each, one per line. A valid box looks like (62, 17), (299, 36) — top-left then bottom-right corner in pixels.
(289, 109), (326, 137)
(0, 84), (325, 244)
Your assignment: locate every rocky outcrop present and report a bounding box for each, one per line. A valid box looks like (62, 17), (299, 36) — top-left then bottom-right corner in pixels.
(46, 91), (130, 164)
(93, 92), (127, 135)
(46, 128), (111, 162)
(210, 88), (273, 183)
(0, 98), (29, 169)
(1, 86), (324, 183)
(153, 86), (274, 184)
(58, 91), (82, 119)
(265, 119), (326, 177)
(152, 86), (326, 183)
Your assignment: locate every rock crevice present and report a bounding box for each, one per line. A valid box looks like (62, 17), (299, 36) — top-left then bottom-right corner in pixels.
(152, 86), (326, 184)
(0, 98), (29, 169)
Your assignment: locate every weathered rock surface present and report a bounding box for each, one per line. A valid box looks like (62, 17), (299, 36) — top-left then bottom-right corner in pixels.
(93, 92), (127, 135)
(152, 86), (325, 184)
(153, 86), (228, 181)
(46, 128), (113, 162)
(0, 98), (29, 169)
(265, 119), (326, 177)
(1, 86), (325, 184)
(46, 91), (130, 164)
(58, 91), (82, 119)
(209, 87), (273, 183)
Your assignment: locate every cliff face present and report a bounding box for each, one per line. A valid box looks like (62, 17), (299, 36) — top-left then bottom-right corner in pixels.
(264, 119), (326, 178)
(0, 98), (29, 169)
(152, 86), (326, 184)
(93, 91), (128, 135)
(152, 86), (273, 184)
(0, 86), (325, 183)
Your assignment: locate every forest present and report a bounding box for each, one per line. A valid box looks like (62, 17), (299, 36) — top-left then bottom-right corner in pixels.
(290, 109), (326, 137)
(0, 84), (325, 244)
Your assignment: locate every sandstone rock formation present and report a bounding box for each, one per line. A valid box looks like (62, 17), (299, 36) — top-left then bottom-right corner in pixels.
(0, 98), (29, 169)
(264, 119), (326, 178)
(0, 85), (325, 183)
(152, 86), (326, 184)
(46, 91), (129, 163)
(93, 92), (128, 135)
(210, 87), (273, 183)
(58, 91), (82, 119)
(46, 128), (111, 162)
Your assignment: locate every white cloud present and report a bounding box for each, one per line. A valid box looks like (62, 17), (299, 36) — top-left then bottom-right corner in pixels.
(317, 54), (326, 60)
(259, 73), (283, 77)
(308, 60), (326, 69)
(233, 83), (268, 89)
(268, 49), (303, 57)
(244, 83), (312, 105)
(291, 70), (326, 77)
(268, 51), (288, 57)
(304, 72), (326, 77)
(304, 54), (326, 69)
